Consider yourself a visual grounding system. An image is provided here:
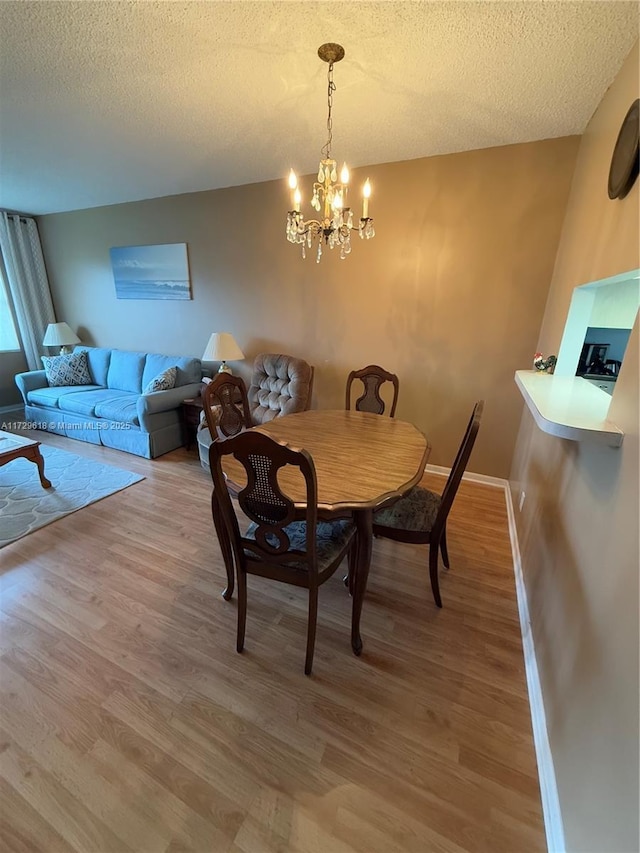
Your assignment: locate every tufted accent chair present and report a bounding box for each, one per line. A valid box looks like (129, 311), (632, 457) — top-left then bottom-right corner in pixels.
(248, 353), (314, 425)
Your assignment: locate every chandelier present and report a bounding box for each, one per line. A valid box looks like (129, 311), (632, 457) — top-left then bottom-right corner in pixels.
(286, 43), (375, 262)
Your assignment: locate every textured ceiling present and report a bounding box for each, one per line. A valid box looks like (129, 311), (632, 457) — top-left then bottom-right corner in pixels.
(0, 1), (638, 215)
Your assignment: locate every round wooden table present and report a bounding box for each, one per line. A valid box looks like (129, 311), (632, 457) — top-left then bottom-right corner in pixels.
(221, 410), (430, 655)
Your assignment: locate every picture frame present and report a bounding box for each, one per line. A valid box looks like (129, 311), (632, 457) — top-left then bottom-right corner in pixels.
(110, 243), (191, 300)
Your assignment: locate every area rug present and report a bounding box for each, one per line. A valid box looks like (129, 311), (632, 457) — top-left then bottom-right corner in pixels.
(0, 444), (144, 548)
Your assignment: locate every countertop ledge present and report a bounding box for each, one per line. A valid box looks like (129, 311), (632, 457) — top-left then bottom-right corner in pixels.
(515, 370), (624, 447)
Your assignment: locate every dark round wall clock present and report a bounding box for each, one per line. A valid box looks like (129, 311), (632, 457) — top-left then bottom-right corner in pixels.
(607, 98), (639, 200)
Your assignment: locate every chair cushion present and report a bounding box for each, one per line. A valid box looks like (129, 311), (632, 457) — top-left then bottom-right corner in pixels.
(42, 351), (93, 387)
(245, 519), (353, 571)
(373, 486), (441, 533)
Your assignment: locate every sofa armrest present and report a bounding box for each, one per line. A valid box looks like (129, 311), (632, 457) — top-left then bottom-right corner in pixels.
(137, 382), (203, 429)
(15, 370), (48, 404)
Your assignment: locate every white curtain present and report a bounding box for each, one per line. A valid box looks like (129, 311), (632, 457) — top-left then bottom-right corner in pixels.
(0, 212), (56, 370)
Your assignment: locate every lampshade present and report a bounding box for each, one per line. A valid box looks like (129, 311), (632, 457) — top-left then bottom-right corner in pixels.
(202, 332), (245, 373)
(42, 322), (80, 354)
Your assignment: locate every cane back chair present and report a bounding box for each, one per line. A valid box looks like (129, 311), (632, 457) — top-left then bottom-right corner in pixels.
(201, 373), (252, 440)
(201, 373), (252, 601)
(209, 430), (355, 675)
(345, 364), (399, 417)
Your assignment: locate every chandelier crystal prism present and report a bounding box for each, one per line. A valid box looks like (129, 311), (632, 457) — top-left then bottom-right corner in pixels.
(286, 43), (375, 262)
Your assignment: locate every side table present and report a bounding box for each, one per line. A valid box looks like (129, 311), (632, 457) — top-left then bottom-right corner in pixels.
(181, 396), (204, 450)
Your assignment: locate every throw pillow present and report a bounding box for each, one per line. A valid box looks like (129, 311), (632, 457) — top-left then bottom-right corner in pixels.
(42, 351), (93, 387)
(143, 366), (177, 394)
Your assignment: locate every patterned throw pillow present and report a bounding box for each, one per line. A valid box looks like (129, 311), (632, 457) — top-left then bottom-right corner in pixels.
(143, 366), (177, 394)
(42, 351), (93, 387)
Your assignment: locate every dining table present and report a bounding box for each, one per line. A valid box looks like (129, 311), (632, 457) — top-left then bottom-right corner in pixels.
(218, 409), (430, 656)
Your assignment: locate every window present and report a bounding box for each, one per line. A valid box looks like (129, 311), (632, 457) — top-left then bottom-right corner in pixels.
(0, 271), (20, 351)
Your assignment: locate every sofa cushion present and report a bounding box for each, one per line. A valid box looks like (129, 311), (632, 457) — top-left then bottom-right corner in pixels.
(143, 353), (201, 389)
(143, 366), (177, 394)
(94, 394), (140, 425)
(42, 351), (93, 387)
(27, 384), (102, 408)
(56, 388), (128, 418)
(107, 350), (146, 393)
(56, 388), (139, 425)
(75, 347), (112, 386)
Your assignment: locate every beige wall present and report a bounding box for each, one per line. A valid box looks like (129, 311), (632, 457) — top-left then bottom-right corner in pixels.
(38, 137), (577, 478)
(510, 42), (639, 853)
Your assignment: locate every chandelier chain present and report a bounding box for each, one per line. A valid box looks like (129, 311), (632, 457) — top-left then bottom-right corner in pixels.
(321, 61), (335, 161)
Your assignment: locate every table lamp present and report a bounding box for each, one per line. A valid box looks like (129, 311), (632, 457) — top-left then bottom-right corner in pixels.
(202, 332), (245, 374)
(42, 322), (81, 355)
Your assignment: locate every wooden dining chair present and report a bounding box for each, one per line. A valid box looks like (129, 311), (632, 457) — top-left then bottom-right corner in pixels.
(345, 364), (399, 417)
(201, 373), (252, 601)
(209, 430), (356, 675)
(201, 372), (252, 440)
(372, 401), (484, 608)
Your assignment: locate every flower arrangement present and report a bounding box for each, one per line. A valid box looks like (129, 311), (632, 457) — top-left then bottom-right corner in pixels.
(533, 352), (557, 373)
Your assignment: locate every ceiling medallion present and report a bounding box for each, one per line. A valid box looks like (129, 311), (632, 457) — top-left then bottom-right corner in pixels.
(286, 43), (375, 262)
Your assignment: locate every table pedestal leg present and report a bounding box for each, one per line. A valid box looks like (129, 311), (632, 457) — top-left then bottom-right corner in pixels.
(351, 508), (373, 656)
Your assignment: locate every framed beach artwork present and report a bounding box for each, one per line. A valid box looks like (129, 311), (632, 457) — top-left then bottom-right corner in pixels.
(110, 243), (192, 300)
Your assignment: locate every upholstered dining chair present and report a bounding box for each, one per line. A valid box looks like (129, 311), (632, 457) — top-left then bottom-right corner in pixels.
(346, 364), (399, 417)
(248, 353), (314, 425)
(209, 430), (356, 675)
(372, 400), (484, 608)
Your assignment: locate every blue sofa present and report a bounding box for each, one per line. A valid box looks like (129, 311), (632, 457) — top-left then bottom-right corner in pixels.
(15, 346), (202, 458)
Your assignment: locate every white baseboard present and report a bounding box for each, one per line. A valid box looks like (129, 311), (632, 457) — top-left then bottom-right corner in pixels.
(427, 461), (565, 851)
(425, 463), (506, 489)
(504, 485), (566, 853)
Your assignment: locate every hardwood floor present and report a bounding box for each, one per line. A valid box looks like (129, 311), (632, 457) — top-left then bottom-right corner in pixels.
(0, 432), (546, 852)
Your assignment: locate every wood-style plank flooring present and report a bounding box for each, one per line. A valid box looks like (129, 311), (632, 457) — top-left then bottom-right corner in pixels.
(0, 431), (545, 852)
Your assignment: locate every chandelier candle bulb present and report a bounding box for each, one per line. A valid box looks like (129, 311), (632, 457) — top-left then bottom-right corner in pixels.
(362, 179), (371, 219)
(288, 169), (298, 208)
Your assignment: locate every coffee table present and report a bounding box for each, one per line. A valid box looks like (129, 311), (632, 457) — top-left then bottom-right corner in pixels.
(0, 430), (52, 488)
(220, 410), (430, 655)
